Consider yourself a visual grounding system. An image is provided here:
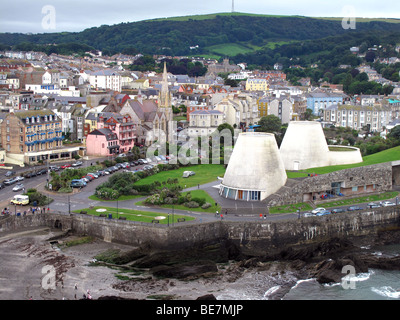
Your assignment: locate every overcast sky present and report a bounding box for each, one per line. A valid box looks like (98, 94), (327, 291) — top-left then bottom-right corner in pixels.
(0, 0), (399, 34)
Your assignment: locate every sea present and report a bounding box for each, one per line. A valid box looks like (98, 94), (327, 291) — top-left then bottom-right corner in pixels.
(216, 244), (400, 300)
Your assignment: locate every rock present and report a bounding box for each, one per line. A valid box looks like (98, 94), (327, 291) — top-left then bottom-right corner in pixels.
(196, 294), (217, 300)
(150, 260), (218, 279)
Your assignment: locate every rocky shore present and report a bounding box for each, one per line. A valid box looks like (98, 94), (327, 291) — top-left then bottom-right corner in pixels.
(1, 226), (400, 300)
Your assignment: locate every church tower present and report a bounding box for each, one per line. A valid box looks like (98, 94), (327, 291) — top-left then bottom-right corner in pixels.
(158, 62), (171, 109)
(157, 62), (174, 143)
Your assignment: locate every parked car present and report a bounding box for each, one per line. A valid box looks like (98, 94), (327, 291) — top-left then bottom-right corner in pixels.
(368, 202), (381, 208)
(5, 170), (16, 177)
(311, 207), (326, 214)
(0, 182), (6, 189)
(4, 178), (17, 185)
(70, 179), (86, 188)
(14, 176), (24, 182)
(10, 194), (29, 205)
(103, 169), (111, 175)
(382, 201), (395, 207)
(316, 210), (331, 216)
(72, 161), (83, 167)
(49, 166), (60, 172)
(117, 153), (127, 158)
(87, 173), (98, 179)
(303, 212), (314, 217)
(24, 171), (37, 178)
(331, 208), (345, 214)
(36, 168), (48, 175)
(183, 171), (196, 178)
(347, 206), (363, 211)
(12, 183), (25, 192)
(61, 164), (71, 169)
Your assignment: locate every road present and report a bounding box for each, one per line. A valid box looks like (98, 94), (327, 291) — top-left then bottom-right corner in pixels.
(1, 161), (399, 223)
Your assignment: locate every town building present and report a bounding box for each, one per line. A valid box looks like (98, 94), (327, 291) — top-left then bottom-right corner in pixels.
(245, 78), (269, 91)
(187, 109), (224, 136)
(0, 109), (80, 165)
(306, 91), (346, 115)
(323, 104), (392, 132)
(86, 113), (136, 156)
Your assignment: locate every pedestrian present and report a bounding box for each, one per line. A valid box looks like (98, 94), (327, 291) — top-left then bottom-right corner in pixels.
(220, 214), (223, 220)
(198, 184), (200, 189)
(216, 210), (218, 217)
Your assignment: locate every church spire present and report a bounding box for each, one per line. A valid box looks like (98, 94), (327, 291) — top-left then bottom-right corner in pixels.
(159, 61), (170, 108)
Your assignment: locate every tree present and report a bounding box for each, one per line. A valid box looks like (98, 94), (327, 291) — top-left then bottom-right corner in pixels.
(365, 51), (376, 63)
(257, 115), (282, 133)
(388, 125), (400, 142)
(304, 108), (315, 121)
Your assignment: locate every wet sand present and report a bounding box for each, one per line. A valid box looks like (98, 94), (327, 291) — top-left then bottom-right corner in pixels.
(0, 227), (238, 300)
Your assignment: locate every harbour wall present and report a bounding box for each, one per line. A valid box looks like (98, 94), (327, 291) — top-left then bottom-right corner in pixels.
(1, 206), (399, 254)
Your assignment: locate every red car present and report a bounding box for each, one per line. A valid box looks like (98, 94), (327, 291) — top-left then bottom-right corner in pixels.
(61, 164), (71, 169)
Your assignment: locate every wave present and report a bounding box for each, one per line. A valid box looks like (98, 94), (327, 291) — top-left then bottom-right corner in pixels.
(263, 286), (281, 300)
(371, 286), (400, 299)
(291, 278), (316, 290)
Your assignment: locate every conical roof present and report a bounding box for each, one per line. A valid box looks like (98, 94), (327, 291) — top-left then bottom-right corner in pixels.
(221, 132), (287, 199)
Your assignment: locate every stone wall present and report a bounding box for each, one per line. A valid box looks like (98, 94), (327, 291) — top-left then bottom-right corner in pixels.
(267, 163), (393, 207)
(1, 206), (400, 256)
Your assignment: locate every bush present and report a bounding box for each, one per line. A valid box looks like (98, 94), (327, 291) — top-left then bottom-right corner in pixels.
(184, 201), (200, 208)
(95, 187), (120, 200)
(191, 197), (206, 206)
(145, 194), (163, 205)
(58, 187), (73, 193)
(201, 202), (212, 209)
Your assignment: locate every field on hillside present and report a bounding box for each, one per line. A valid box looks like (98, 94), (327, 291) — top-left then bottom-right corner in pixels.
(133, 164), (225, 189)
(287, 146), (400, 178)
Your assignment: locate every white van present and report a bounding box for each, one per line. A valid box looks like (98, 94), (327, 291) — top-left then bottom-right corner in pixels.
(10, 195), (29, 205)
(183, 171), (195, 178)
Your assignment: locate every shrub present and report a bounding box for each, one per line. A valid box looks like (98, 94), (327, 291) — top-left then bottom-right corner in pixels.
(58, 187), (73, 193)
(145, 194), (163, 205)
(191, 197), (206, 206)
(184, 201), (200, 208)
(201, 202), (212, 209)
(95, 187), (120, 200)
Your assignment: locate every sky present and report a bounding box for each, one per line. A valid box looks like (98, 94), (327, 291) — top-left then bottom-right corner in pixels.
(0, 0), (399, 34)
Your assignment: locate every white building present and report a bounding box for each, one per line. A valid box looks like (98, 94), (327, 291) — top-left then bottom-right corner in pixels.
(85, 70), (122, 92)
(188, 110), (224, 136)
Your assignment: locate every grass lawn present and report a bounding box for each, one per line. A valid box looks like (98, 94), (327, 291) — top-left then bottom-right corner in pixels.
(287, 146), (400, 178)
(318, 191), (399, 208)
(88, 194), (144, 202)
(269, 202), (314, 214)
(137, 189), (222, 214)
(206, 43), (254, 56)
(73, 206), (195, 224)
(134, 164), (225, 189)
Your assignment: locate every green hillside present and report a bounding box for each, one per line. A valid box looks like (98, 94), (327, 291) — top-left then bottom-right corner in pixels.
(287, 146), (400, 178)
(2, 12), (400, 59)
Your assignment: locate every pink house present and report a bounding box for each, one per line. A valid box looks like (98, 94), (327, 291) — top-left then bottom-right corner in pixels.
(86, 113), (137, 156)
(86, 128), (119, 156)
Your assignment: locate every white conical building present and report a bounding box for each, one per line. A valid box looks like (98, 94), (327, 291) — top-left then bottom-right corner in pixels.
(279, 121), (362, 171)
(220, 132), (287, 201)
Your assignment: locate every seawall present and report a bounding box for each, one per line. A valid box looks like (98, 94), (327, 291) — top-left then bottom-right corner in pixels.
(1, 206), (399, 254)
